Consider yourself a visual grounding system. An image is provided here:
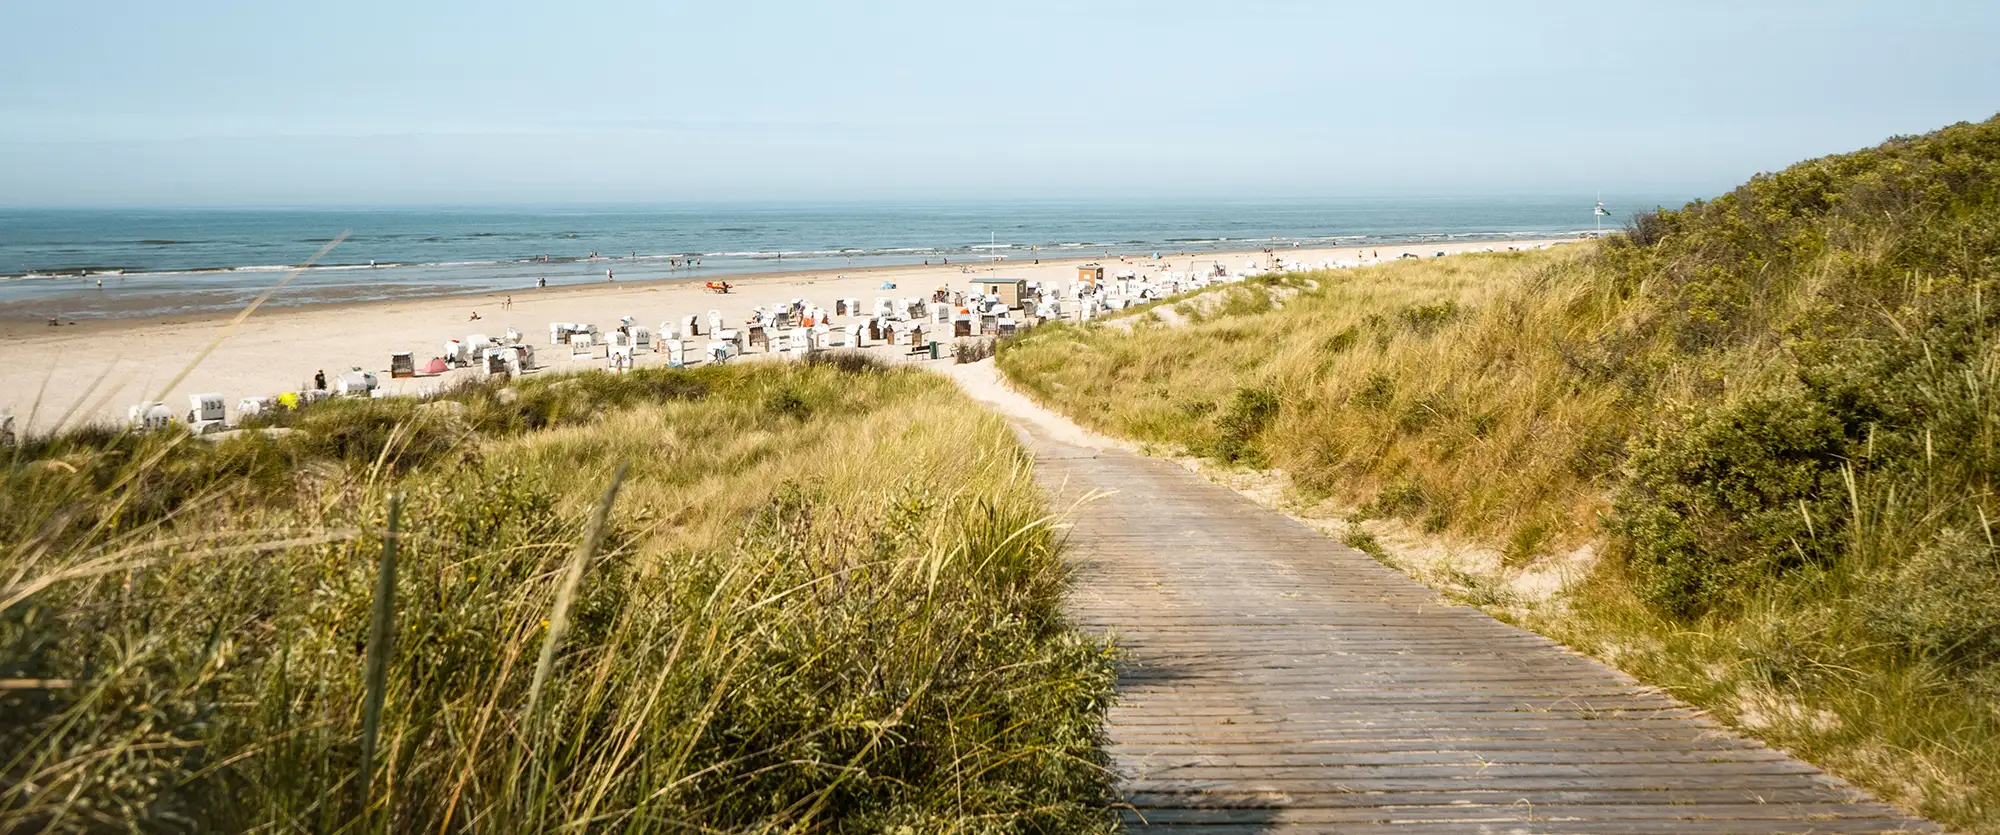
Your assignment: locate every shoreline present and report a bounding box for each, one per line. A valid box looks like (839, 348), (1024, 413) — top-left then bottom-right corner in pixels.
(0, 259), (947, 337)
(0, 233), (1599, 329)
(0, 237), (1577, 432)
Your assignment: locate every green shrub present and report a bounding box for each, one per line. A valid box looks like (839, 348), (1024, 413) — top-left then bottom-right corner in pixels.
(1614, 392), (1850, 618)
(1397, 300), (1460, 334)
(1207, 387), (1279, 465)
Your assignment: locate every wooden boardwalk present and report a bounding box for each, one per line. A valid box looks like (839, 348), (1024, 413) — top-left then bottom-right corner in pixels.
(1023, 430), (1931, 833)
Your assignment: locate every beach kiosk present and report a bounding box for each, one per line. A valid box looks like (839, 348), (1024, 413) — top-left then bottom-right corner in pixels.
(1077, 264), (1104, 286)
(969, 277), (1027, 309)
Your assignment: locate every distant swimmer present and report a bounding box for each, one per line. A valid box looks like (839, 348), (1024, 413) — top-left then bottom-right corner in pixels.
(606, 268), (614, 281)
(537, 277), (547, 288)
(369, 259), (376, 267)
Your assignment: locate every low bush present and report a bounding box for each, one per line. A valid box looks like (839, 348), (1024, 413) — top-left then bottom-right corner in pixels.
(1613, 392), (1850, 618)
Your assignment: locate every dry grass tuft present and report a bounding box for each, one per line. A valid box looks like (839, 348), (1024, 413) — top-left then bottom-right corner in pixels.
(0, 363), (1115, 833)
(999, 115), (2000, 832)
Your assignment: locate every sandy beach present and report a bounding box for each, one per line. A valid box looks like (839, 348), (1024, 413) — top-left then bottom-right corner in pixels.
(0, 239), (1569, 433)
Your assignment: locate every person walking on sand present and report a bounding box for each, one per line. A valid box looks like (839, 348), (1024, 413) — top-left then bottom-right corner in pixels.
(503, 295), (513, 310)
(606, 268), (614, 281)
(315, 369), (327, 391)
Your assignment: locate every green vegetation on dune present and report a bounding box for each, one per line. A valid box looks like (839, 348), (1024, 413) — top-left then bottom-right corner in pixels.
(1, 360), (1114, 833)
(999, 115), (2000, 830)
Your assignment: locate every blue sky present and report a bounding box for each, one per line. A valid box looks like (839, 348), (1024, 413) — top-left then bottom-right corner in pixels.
(2, 0), (1995, 206)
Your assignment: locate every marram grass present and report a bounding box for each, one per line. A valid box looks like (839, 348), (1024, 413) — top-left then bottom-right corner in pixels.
(999, 116), (2000, 831)
(0, 360), (1115, 833)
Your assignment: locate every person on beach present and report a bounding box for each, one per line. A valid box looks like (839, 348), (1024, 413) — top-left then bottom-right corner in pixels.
(537, 277), (547, 288)
(503, 295), (513, 310)
(314, 369), (327, 391)
(468, 311), (481, 321)
(606, 268), (614, 281)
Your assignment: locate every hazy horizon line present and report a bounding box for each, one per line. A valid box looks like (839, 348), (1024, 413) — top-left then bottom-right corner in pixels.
(0, 193), (1709, 213)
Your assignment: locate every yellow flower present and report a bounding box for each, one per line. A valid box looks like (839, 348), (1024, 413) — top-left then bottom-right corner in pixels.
(540, 619), (550, 629)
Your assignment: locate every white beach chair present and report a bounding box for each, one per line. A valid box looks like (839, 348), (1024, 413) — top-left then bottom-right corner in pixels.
(129, 402), (173, 431)
(337, 371), (377, 397)
(176, 393), (228, 435)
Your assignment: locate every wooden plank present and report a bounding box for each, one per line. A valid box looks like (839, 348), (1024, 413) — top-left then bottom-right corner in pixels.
(1124, 803), (1918, 823)
(1015, 427), (1934, 832)
(1120, 787), (1882, 809)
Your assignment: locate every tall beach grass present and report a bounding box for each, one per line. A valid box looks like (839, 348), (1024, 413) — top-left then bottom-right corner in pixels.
(998, 116), (2000, 830)
(1, 359), (1114, 832)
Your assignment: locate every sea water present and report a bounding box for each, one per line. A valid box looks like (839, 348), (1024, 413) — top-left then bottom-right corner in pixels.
(0, 197), (1689, 319)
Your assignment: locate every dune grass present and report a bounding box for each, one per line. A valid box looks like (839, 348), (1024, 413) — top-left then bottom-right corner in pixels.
(998, 116), (2000, 830)
(0, 357), (1115, 833)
